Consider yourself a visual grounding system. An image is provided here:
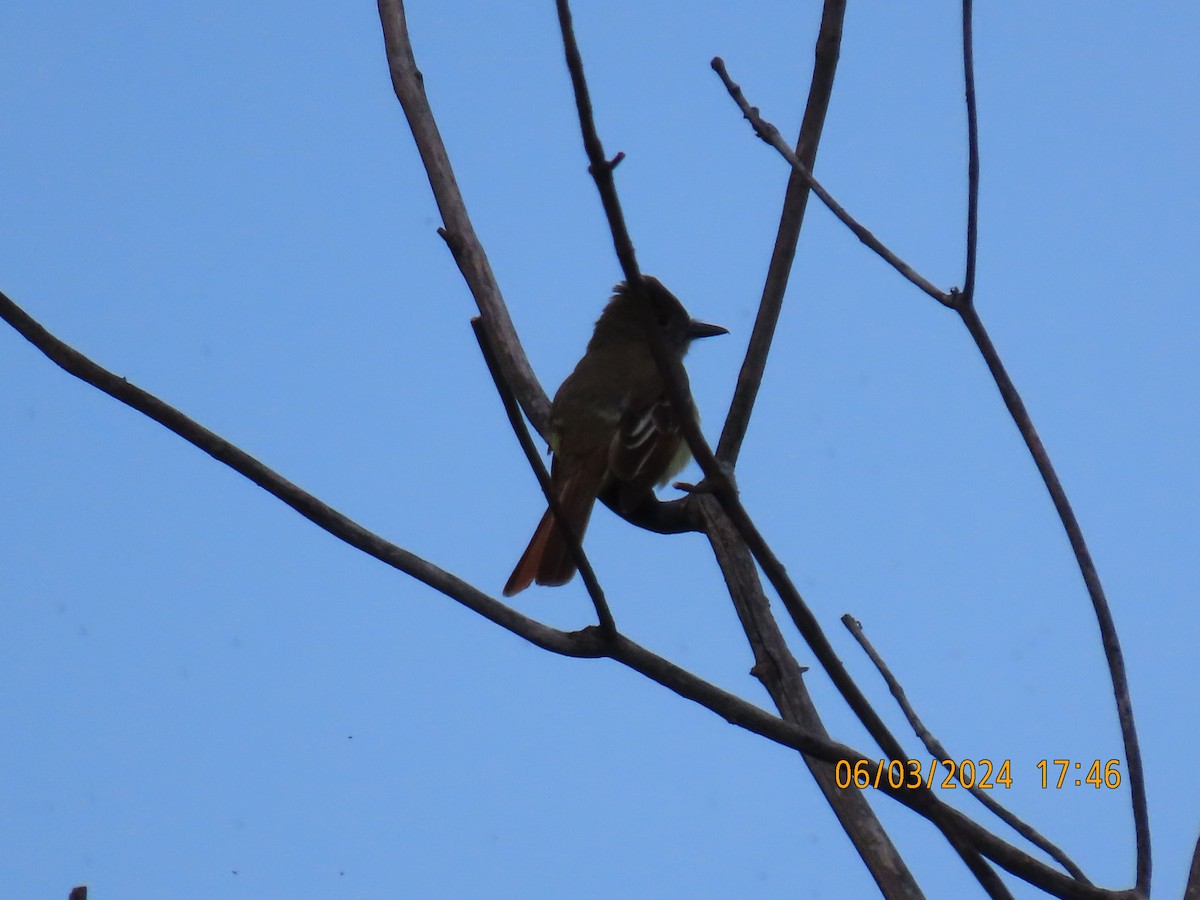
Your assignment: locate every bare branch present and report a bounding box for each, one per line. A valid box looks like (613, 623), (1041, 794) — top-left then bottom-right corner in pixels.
(842, 615), (1090, 883)
(716, 0), (847, 468)
(953, 13), (1144, 880)
(714, 483), (1028, 896)
(553, 0), (642, 283)
(615, 619), (1139, 898)
(377, 0), (549, 433)
(960, 0), (980, 305)
(711, 57), (951, 307)
(1, 6), (1153, 896)
(0, 288), (579, 655)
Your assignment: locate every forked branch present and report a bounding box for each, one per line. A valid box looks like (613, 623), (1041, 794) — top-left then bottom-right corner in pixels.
(956, 1), (1147, 888)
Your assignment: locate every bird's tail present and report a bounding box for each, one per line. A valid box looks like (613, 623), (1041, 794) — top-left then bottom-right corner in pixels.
(503, 451), (607, 596)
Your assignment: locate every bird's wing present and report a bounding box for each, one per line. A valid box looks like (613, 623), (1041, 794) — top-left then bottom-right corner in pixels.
(609, 396), (684, 499)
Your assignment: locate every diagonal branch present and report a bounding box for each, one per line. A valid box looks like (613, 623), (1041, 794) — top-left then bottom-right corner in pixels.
(618, 595), (1130, 899)
(552, 0), (733, 515)
(957, 302), (1150, 895)
(843, 614), (1090, 883)
(1184, 833), (1200, 900)
(377, 0), (549, 434)
(716, 0), (847, 468)
(553, 0), (642, 282)
(0, 288), (575, 655)
(712, 58), (950, 307)
(702, 500), (923, 899)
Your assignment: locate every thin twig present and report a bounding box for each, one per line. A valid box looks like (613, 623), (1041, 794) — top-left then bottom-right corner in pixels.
(842, 615), (1091, 883)
(471, 318), (616, 634)
(711, 58), (951, 307)
(707, 478), (1017, 897)
(705, 5), (922, 895)
(716, 0), (847, 468)
(616, 604), (1124, 899)
(554, 0), (641, 279)
(960, 0), (980, 305)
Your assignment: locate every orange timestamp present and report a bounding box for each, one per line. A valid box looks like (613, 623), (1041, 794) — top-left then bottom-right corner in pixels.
(835, 758), (1014, 791)
(1037, 759), (1122, 789)
(834, 758), (1124, 791)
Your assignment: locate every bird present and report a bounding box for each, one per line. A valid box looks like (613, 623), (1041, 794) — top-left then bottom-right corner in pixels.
(503, 276), (726, 596)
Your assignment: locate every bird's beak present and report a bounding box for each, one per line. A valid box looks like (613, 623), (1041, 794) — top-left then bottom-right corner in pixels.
(687, 320), (729, 340)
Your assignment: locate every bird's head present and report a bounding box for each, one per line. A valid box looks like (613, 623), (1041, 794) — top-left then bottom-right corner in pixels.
(594, 276), (727, 354)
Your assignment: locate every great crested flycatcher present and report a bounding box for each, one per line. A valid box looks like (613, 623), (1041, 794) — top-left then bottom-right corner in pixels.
(503, 277), (726, 596)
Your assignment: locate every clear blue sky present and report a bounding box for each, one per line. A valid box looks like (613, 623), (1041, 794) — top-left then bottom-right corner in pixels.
(2, 3), (1197, 898)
